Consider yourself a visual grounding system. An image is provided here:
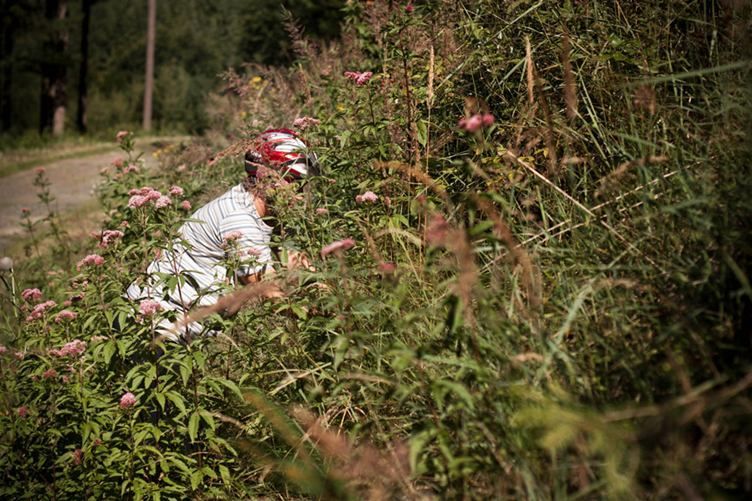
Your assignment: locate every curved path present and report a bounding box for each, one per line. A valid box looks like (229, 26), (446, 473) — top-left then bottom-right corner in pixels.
(0, 149), (157, 253)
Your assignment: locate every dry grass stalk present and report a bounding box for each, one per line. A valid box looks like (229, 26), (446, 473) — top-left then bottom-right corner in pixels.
(561, 31), (578, 120)
(504, 150), (667, 274)
(525, 36), (535, 105)
(374, 160), (450, 204)
(474, 196), (542, 311)
(291, 407), (414, 501)
(181, 281), (283, 328)
(596, 155), (668, 197)
(425, 213), (479, 329)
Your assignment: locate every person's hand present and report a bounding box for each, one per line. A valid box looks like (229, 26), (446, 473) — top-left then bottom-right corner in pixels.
(287, 251), (315, 272)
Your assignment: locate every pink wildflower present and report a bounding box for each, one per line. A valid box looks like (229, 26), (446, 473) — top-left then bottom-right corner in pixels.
(127, 195), (148, 208)
(459, 113), (495, 132)
(180, 200), (192, 211)
(112, 158), (124, 169)
(77, 254), (104, 270)
(17, 406), (28, 418)
(98, 229), (124, 248)
(26, 300), (57, 321)
(356, 191), (379, 204)
(21, 207), (30, 215)
(72, 448), (83, 465)
(116, 130), (130, 142)
(21, 288), (43, 303)
(0, 345), (6, 354)
(145, 189), (162, 202)
(169, 185), (184, 197)
(43, 368), (58, 380)
(378, 261), (397, 274)
(14, 351), (25, 360)
(49, 339), (86, 358)
(35, 167), (46, 176)
(54, 310), (78, 323)
(406, 2), (414, 13)
(128, 186), (153, 196)
(123, 164), (139, 174)
(315, 207), (329, 215)
(344, 71), (373, 86)
(62, 375), (70, 384)
(222, 231), (244, 246)
(425, 214), (450, 245)
(154, 195), (172, 209)
(119, 392), (137, 409)
(138, 299), (162, 317)
(292, 116), (321, 130)
(321, 238), (356, 258)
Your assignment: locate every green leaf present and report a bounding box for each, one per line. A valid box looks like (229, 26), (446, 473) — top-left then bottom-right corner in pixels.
(165, 391), (187, 414)
(434, 380), (476, 411)
(199, 409), (216, 431)
(219, 464), (231, 485)
(416, 119), (428, 146)
(103, 340), (117, 364)
(190, 469), (203, 491)
(188, 411), (200, 442)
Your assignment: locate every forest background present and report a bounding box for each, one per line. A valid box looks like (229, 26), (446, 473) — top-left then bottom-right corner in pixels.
(0, 0), (344, 144)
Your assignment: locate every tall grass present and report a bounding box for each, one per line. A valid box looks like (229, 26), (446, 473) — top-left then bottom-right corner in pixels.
(1, 0), (750, 498)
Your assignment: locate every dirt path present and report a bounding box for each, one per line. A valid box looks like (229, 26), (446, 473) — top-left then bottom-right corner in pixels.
(0, 149), (158, 253)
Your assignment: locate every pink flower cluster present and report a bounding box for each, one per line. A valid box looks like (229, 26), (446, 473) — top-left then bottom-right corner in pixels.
(425, 214), (451, 245)
(356, 191), (379, 204)
(49, 339), (86, 358)
(72, 448), (84, 466)
(139, 299), (162, 317)
(43, 368), (58, 380)
(315, 207), (329, 215)
(0, 345), (6, 354)
(97, 229), (124, 248)
(54, 310), (78, 323)
(127, 186), (171, 209)
(119, 392), (137, 409)
(77, 254), (104, 270)
(17, 406), (28, 418)
(222, 230), (244, 246)
(292, 116), (321, 130)
(116, 130), (130, 142)
(344, 71), (373, 86)
(21, 288), (43, 303)
(321, 238), (356, 258)
(180, 200), (192, 211)
(169, 185), (184, 197)
(26, 300), (57, 321)
(458, 113), (495, 132)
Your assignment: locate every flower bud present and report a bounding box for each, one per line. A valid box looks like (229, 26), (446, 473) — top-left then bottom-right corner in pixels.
(0, 256), (12, 271)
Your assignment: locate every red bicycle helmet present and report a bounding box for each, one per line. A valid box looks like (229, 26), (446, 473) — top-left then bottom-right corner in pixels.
(244, 128), (318, 180)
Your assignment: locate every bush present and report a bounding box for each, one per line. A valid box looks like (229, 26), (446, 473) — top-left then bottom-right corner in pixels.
(1, 1), (750, 498)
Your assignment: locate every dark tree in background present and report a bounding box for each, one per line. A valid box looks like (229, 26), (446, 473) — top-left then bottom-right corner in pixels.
(0, 0), (345, 138)
(142, 0), (155, 131)
(39, 0), (68, 136)
(75, 0), (92, 132)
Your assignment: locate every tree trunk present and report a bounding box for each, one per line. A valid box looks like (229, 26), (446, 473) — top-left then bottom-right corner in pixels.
(142, 0), (156, 131)
(39, 0), (68, 136)
(0, 0), (14, 132)
(76, 0), (90, 133)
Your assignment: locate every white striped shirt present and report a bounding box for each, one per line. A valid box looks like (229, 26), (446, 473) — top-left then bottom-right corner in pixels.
(127, 183), (273, 320)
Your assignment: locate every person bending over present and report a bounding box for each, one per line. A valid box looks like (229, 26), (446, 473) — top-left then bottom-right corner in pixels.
(126, 129), (318, 341)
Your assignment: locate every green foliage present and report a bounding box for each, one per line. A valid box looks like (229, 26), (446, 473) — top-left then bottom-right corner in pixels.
(2, 0), (751, 498)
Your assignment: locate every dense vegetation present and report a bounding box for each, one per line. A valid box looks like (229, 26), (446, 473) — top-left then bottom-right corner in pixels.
(1, 0), (751, 498)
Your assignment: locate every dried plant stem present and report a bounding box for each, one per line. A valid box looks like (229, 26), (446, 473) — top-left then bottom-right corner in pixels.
(505, 151), (666, 274)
